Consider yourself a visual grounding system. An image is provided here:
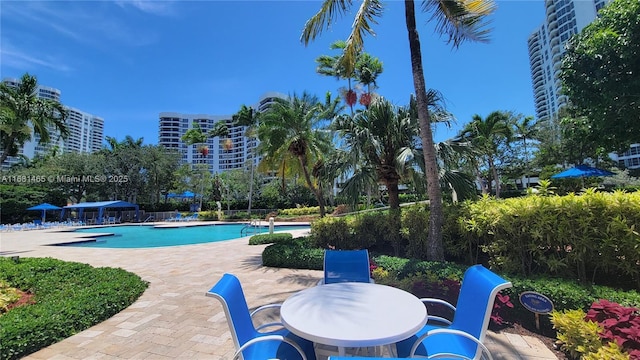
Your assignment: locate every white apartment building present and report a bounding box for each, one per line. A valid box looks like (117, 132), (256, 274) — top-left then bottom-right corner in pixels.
(528, 0), (610, 122)
(528, 0), (640, 169)
(159, 92), (284, 174)
(1, 77), (104, 168)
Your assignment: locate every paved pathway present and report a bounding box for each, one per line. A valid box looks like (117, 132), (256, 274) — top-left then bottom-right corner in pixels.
(0, 223), (558, 359)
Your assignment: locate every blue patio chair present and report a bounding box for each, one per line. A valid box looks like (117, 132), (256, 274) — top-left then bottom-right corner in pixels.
(395, 264), (512, 359)
(167, 212), (182, 222)
(206, 273), (316, 360)
(320, 249), (374, 285)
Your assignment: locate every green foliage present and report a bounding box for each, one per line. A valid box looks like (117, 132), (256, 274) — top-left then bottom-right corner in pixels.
(310, 217), (353, 249)
(249, 233), (293, 245)
(280, 206), (322, 216)
(0, 184), (65, 224)
(0, 280), (21, 314)
(561, 0), (640, 151)
(458, 190), (640, 288)
(583, 342), (631, 360)
(0, 257), (148, 360)
(197, 210), (218, 221)
(262, 237), (324, 270)
(551, 309), (603, 359)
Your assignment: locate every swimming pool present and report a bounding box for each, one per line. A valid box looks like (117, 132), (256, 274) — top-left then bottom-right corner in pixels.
(64, 224), (309, 248)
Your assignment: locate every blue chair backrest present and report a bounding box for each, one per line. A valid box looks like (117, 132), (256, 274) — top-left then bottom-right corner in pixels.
(324, 249), (371, 284)
(451, 265), (512, 342)
(206, 273), (258, 354)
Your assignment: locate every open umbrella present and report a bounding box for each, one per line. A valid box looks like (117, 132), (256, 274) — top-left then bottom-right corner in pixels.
(27, 203), (62, 222)
(551, 165), (615, 179)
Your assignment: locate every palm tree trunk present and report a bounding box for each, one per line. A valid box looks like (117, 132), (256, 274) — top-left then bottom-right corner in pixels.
(386, 179), (401, 210)
(298, 156), (326, 217)
(488, 156), (501, 198)
(404, 0), (444, 261)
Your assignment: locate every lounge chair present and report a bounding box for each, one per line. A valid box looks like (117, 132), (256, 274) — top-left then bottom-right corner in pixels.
(395, 264), (512, 359)
(167, 213), (182, 222)
(320, 249), (374, 285)
(206, 273), (316, 360)
(181, 213), (198, 222)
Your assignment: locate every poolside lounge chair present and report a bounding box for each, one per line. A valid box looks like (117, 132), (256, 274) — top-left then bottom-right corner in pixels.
(206, 273), (316, 360)
(395, 264), (512, 359)
(181, 213), (198, 222)
(167, 213), (182, 222)
(320, 249), (374, 285)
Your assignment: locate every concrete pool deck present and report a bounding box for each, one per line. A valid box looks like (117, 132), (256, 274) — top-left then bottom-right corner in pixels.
(0, 223), (558, 360)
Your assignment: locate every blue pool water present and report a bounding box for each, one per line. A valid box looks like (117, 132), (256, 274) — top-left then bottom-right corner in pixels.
(64, 224), (309, 248)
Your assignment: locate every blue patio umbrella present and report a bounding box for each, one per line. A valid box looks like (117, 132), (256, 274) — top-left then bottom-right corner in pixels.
(551, 165), (615, 179)
(27, 203), (62, 222)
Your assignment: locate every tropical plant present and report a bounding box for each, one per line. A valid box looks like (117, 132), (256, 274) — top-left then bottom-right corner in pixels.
(331, 96), (419, 210)
(301, 0), (496, 260)
(459, 111), (512, 198)
(0, 73), (69, 166)
(256, 92), (334, 217)
(511, 115), (538, 188)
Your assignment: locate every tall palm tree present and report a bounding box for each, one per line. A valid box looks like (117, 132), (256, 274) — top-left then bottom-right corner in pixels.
(459, 111), (511, 198)
(512, 115), (538, 188)
(0, 73), (69, 166)
(181, 121), (228, 210)
(256, 92), (333, 217)
(232, 104), (262, 214)
(301, 0), (496, 261)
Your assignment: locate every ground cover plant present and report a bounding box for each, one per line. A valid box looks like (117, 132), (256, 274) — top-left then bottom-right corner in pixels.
(0, 257), (148, 360)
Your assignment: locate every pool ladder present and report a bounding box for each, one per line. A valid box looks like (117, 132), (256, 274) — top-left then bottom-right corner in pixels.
(240, 219), (261, 237)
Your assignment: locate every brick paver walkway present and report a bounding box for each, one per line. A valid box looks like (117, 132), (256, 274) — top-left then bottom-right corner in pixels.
(0, 223), (558, 359)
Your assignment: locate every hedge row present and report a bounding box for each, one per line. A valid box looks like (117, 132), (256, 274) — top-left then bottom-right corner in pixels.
(262, 238), (324, 270)
(0, 257), (148, 360)
(248, 233), (293, 245)
(309, 190), (640, 289)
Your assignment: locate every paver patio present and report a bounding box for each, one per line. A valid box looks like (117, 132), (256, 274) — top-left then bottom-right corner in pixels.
(0, 224), (558, 359)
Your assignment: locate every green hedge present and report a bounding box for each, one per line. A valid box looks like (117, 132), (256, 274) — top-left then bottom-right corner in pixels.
(262, 237), (324, 270)
(459, 190), (640, 287)
(249, 233), (293, 245)
(0, 257), (148, 360)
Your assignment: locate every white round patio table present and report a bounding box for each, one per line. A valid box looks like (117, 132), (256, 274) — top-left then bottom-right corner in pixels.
(280, 282), (427, 357)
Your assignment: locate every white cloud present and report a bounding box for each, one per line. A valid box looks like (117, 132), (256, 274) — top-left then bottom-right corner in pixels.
(0, 43), (73, 73)
(114, 0), (177, 16)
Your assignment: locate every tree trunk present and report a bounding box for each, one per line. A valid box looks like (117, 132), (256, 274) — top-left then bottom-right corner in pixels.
(488, 155), (501, 198)
(404, 0), (444, 261)
(298, 155), (326, 217)
(386, 178), (401, 210)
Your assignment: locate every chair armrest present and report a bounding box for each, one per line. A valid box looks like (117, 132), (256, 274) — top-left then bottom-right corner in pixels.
(409, 328), (494, 360)
(232, 334), (308, 360)
(420, 298), (456, 325)
(249, 303), (281, 318)
(250, 303), (284, 331)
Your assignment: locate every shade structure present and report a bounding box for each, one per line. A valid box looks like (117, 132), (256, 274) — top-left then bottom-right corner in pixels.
(27, 203), (62, 222)
(551, 165), (615, 179)
(167, 191), (199, 199)
(62, 200), (139, 224)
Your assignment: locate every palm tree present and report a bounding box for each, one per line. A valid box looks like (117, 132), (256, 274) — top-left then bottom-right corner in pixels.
(256, 92), (333, 217)
(459, 111), (512, 198)
(232, 104), (261, 214)
(332, 96), (418, 210)
(0, 73), (69, 166)
(512, 115), (538, 188)
(181, 121), (228, 210)
(301, 0), (496, 261)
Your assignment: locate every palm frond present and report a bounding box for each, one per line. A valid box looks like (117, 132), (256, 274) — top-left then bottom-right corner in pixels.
(301, 0), (352, 45)
(423, 0), (496, 47)
(339, 0), (384, 76)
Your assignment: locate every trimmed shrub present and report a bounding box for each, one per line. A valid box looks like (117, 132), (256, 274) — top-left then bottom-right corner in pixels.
(262, 237), (324, 270)
(249, 233), (293, 245)
(0, 257), (148, 360)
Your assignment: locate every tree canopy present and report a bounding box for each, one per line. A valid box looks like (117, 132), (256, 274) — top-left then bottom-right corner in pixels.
(561, 0), (640, 152)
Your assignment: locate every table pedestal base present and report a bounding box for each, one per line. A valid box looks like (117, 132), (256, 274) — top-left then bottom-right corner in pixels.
(314, 343), (394, 359)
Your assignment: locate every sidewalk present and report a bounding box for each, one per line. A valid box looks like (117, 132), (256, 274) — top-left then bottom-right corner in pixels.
(1, 225), (558, 359)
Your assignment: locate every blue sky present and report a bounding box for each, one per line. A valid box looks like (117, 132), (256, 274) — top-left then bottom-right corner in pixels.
(1, 0), (545, 144)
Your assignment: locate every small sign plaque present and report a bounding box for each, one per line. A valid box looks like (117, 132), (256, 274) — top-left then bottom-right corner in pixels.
(519, 291), (554, 314)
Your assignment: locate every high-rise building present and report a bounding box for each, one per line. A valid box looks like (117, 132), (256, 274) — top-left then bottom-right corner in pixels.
(1, 77), (105, 168)
(158, 92), (284, 174)
(528, 0), (610, 122)
(528, 0), (640, 169)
